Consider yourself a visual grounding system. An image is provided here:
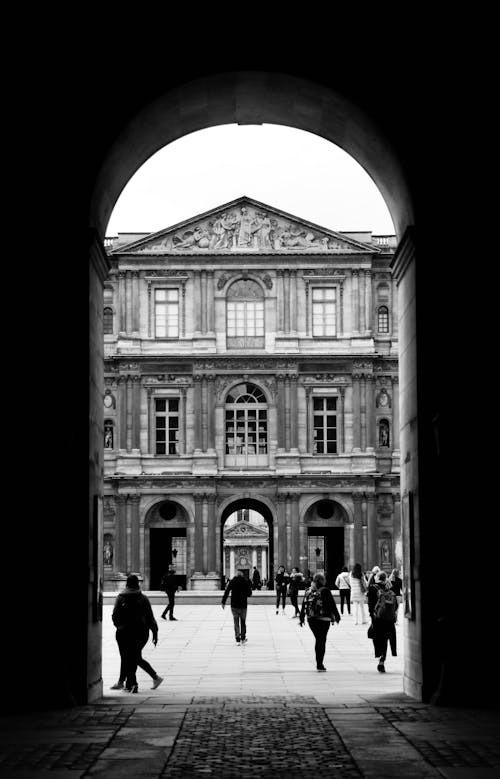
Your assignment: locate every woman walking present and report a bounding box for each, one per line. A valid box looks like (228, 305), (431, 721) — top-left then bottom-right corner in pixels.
(349, 563), (368, 625)
(275, 565), (289, 615)
(367, 570), (397, 672)
(388, 568), (403, 623)
(335, 565), (351, 615)
(288, 567), (303, 618)
(299, 572), (341, 671)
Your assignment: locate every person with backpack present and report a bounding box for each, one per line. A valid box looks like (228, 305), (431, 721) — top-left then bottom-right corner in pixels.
(160, 566), (178, 621)
(299, 572), (341, 671)
(111, 574), (163, 693)
(334, 565), (351, 615)
(368, 570), (397, 673)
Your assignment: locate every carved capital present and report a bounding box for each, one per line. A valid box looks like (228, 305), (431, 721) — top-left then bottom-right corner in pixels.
(193, 374), (203, 382)
(352, 493), (364, 504)
(115, 494), (128, 505)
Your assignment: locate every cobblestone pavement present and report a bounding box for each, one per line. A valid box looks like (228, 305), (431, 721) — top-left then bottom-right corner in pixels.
(1, 604), (499, 777)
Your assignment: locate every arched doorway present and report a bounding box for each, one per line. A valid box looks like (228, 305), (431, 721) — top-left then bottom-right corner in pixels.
(145, 499), (189, 590)
(220, 498), (274, 589)
(304, 499), (351, 588)
(87, 70), (422, 705)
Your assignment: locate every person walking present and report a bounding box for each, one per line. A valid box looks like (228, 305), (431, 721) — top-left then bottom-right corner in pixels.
(299, 572), (341, 671)
(367, 570), (397, 672)
(349, 563), (368, 625)
(160, 566), (178, 621)
(335, 565), (351, 615)
(275, 565), (289, 615)
(111, 574), (163, 693)
(367, 565), (381, 588)
(388, 568), (403, 623)
(287, 567), (303, 618)
(252, 566), (262, 591)
(221, 569), (253, 645)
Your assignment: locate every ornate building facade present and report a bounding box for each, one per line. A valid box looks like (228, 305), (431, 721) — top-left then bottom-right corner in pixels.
(103, 197), (399, 590)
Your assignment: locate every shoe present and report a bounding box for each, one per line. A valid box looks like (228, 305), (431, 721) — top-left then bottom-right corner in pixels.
(377, 660), (385, 673)
(317, 665), (327, 672)
(236, 637), (241, 644)
(169, 617), (178, 621)
(276, 610), (279, 615)
(131, 684), (139, 692)
(241, 638), (247, 644)
(110, 681), (124, 690)
(151, 676), (163, 690)
(161, 615), (167, 620)
(291, 614), (298, 619)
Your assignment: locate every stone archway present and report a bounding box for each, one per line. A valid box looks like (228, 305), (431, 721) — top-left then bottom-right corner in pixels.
(144, 499), (189, 590)
(89, 70), (419, 703)
(303, 498), (351, 588)
(220, 497), (275, 589)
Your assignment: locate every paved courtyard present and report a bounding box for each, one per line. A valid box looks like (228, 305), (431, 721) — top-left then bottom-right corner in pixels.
(1, 602), (499, 777)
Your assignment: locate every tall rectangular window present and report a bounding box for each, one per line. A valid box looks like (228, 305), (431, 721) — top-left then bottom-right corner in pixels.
(313, 397), (337, 454)
(155, 398), (179, 455)
(312, 287), (336, 336)
(155, 288), (179, 338)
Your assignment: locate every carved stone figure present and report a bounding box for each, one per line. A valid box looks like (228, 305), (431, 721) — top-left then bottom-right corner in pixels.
(104, 422), (113, 449)
(379, 419), (390, 447)
(103, 539), (113, 565)
(376, 388), (391, 408)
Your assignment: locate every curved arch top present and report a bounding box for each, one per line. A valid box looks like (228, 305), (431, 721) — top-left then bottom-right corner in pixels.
(91, 71), (414, 241)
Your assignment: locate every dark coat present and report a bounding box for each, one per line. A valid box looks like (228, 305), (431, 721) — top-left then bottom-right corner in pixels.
(112, 587), (158, 639)
(299, 586), (341, 625)
(222, 575), (253, 608)
(161, 572), (177, 594)
(275, 572), (289, 592)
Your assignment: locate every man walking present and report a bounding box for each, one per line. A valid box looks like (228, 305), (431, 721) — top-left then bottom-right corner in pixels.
(221, 569), (253, 645)
(160, 566), (178, 621)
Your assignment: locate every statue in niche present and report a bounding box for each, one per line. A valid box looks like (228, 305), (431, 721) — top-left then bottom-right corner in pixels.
(379, 419), (390, 447)
(104, 422), (114, 449)
(376, 388), (391, 408)
(103, 539), (113, 565)
(380, 539), (391, 565)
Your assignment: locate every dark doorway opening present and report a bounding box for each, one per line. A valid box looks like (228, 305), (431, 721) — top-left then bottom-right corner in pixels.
(307, 526), (344, 589)
(150, 527), (187, 591)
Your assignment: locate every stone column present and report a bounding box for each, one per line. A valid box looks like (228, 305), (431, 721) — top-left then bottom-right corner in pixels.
(206, 494), (216, 573)
(339, 281), (344, 336)
(290, 375), (298, 449)
(365, 270), (372, 334)
(207, 271), (215, 333)
(290, 270), (297, 332)
(352, 270), (360, 334)
(193, 375), (203, 451)
(201, 270), (207, 334)
(365, 375), (375, 449)
(194, 495), (204, 573)
(304, 281), (310, 336)
(366, 494), (378, 569)
(194, 271), (202, 334)
(132, 377), (141, 449)
(201, 375), (208, 452)
(277, 270), (284, 333)
(130, 494), (141, 571)
(230, 548), (235, 578)
(305, 387), (312, 452)
(146, 387), (153, 454)
(118, 376), (127, 449)
(393, 492), (402, 568)
(284, 375), (291, 451)
(352, 493), (364, 564)
(262, 547), (267, 580)
(392, 377), (400, 450)
(179, 387), (187, 455)
(391, 278), (398, 337)
(147, 281), (152, 337)
(125, 271), (132, 334)
(359, 271), (366, 333)
(290, 494), (299, 568)
(276, 375), (286, 449)
(277, 494), (287, 566)
(126, 376), (133, 451)
(284, 270), (290, 333)
(115, 494), (128, 572)
(338, 387), (345, 453)
(206, 376), (215, 450)
(360, 375), (367, 451)
(132, 271), (140, 333)
(118, 271), (126, 333)
(352, 375), (361, 451)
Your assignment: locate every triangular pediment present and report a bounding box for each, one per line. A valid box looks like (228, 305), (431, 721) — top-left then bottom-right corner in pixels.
(109, 196), (379, 255)
(224, 520), (269, 539)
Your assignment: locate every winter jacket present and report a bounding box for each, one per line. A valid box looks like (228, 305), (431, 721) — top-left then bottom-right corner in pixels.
(161, 572), (177, 594)
(288, 572), (303, 595)
(222, 575), (253, 608)
(299, 585), (341, 625)
(112, 587), (158, 638)
(275, 572), (289, 592)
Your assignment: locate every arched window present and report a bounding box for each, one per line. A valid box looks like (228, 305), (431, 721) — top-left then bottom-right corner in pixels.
(225, 383), (268, 467)
(377, 306), (389, 333)
(104, 419), (114, 449)
(378, 418), (390, 447)
(226, 279), (264, 348)
(103, 307), (114, 334)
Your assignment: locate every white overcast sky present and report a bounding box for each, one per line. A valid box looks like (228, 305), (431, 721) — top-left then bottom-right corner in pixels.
(105, 124), (395, 237)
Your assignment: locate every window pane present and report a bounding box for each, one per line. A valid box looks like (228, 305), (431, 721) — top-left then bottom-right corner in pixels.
(169, 399), (179, 412)
(156, 399), (166, 412)
(155, 289), (167, 301)
(166, 289), (179, 301)
(326, 398), (336, 410)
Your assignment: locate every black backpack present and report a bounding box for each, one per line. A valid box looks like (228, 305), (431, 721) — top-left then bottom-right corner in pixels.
(113, 593), (146, 628)
(304, 587), (325, 618)
(373, 587), (397, 621)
